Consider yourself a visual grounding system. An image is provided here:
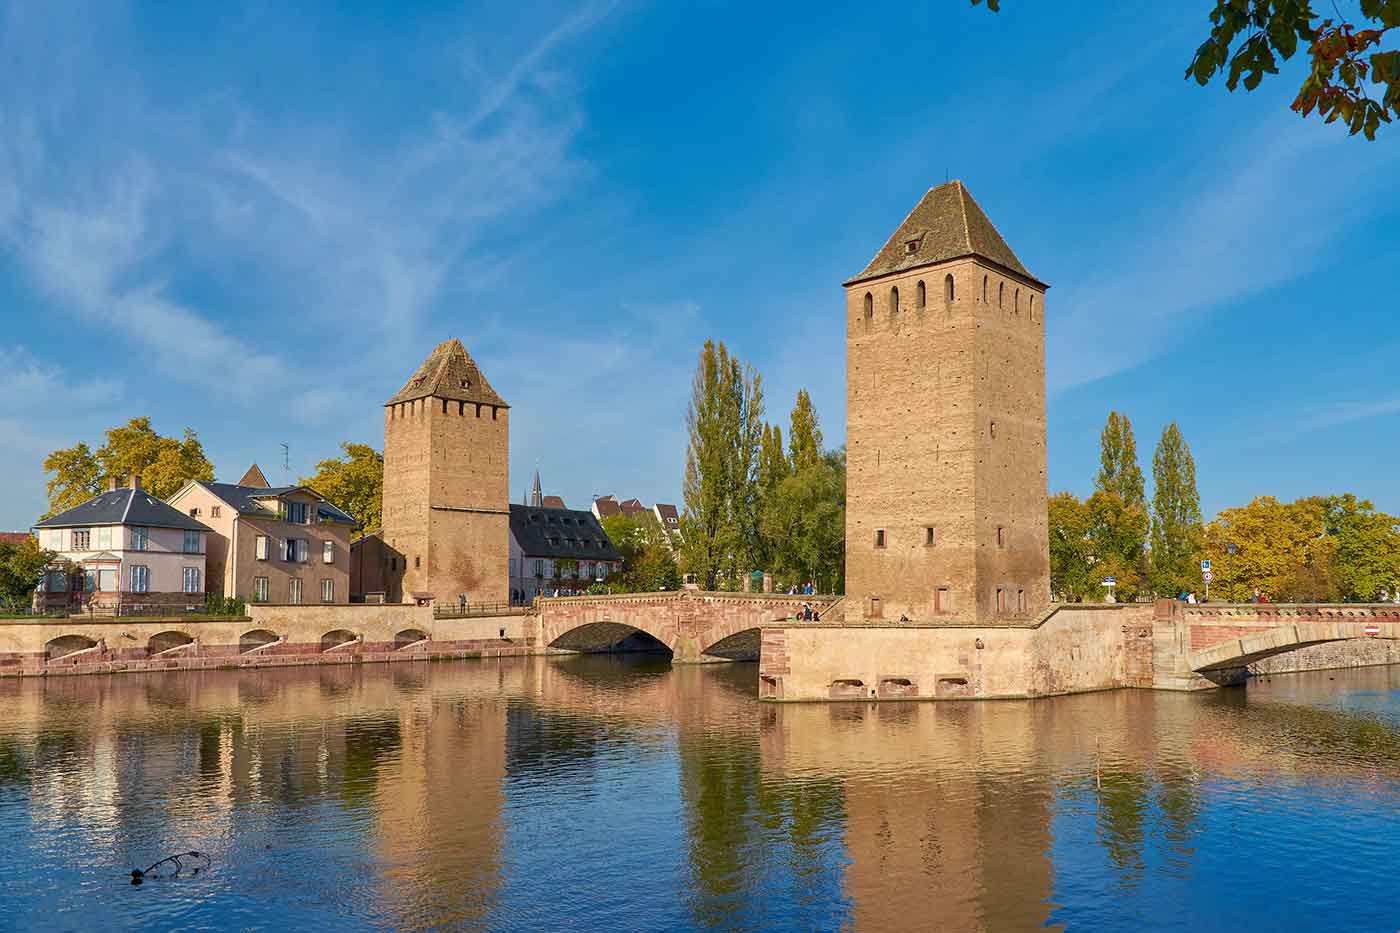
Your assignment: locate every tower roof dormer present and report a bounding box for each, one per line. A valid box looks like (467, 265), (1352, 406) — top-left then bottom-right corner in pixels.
(844, 180), (1045, 288)
(385, 338), (509, 408)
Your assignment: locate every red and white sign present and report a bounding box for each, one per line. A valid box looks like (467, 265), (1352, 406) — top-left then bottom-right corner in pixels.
(1364, 625), (1381, 637)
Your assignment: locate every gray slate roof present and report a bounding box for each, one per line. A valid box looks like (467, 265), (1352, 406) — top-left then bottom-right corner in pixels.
(200, 482), (356, 525)
(846, 180), (1044, 287)
(510, 504), (622, 562)
(386, 338), (508, 408)
(34, 488), (210, 532)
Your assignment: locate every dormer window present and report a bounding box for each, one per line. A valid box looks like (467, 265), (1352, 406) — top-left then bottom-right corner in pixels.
(905, 239), (919, 254)
(460, 379), (470, 389)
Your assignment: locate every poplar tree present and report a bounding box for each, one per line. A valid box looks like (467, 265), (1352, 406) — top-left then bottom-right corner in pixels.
(680, 340), (764, 589)
(788, 389), (824, 472)
(1095, 411), (1145, 508)
(1149, 423), (1203, 596)
(1088, 411), (1149, 599)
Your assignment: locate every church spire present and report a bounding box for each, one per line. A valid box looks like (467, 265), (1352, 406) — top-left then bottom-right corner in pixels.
(530, 467), (543, 507)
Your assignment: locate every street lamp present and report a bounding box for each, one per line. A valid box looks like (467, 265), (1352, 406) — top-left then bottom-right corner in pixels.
(1225, 541), (1238, 603)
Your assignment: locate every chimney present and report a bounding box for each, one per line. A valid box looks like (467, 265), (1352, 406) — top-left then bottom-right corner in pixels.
(107, 476), (119, 492)
(128, 474), (142, 490)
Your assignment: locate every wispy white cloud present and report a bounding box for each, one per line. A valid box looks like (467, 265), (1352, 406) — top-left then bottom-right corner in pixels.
(0, 345), (123, 412)
(1299, 397), (1400, 430)
(1046, 119), (1386, 395)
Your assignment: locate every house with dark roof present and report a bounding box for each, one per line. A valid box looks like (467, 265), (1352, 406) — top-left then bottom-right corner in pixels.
(168, 463), (356, 605)
(508, 504), (621, 602)
(31, 475), (211, 613)
(652, 503), (682, 546)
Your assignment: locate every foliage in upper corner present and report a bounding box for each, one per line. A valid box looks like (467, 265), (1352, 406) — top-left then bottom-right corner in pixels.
(972, 0), (1399, 138)
(1187, 0), (1399, 139)
(42, 418), (215, 516)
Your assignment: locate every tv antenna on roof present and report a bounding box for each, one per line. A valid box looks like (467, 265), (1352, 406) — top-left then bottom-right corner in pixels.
(280, 443), (290, 482)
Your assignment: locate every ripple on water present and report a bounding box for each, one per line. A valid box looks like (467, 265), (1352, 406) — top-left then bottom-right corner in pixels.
(1, 660), (1400, 930)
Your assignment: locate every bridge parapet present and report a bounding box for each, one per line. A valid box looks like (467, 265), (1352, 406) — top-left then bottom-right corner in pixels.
(538, 589), (841, 662)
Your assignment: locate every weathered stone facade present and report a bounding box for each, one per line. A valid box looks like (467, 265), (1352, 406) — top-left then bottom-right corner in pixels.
(382, 340), (511, 606)
(843, 181), (1049, 624)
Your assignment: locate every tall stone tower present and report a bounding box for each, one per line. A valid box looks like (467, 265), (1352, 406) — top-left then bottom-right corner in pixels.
(843, 181), (1049, 622)
(382, 339), (510, 605)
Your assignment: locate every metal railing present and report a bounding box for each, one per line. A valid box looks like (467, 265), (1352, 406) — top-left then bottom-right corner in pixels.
(432, 601), (521, 620)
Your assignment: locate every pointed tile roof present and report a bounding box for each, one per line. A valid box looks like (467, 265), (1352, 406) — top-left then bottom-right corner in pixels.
(845, 180), (1044, 288)
(385, 338), (508, 408)
(238, 463), (270, 487)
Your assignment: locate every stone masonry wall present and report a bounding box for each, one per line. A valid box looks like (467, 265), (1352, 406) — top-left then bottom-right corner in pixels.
(843, 257), (1048, 624)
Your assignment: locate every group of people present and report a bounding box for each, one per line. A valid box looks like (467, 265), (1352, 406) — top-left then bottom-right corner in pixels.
(785, 581), (817, 595)
(1176, 587), (1271, 605)
(795, 602), (820, 621)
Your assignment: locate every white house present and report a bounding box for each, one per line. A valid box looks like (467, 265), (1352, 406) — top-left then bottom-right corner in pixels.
(32, 475), (210, 613)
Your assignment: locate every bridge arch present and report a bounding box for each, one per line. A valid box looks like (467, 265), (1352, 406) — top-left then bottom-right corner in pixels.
(394, 629), (429, 650)
(45, 634), (97, 661)
(148, 630), (194, 655)
(547, 620), (673, 655)
(321, 629), (360, 652)
(239, 629), (280, 653)
(1190, 621), (1400, 673)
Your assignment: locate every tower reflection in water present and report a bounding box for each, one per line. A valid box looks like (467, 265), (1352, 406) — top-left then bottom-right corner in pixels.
(2, 659), (1400, 930)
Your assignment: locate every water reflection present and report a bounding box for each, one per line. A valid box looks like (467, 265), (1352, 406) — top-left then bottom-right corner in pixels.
(1, 660), (1400, 930)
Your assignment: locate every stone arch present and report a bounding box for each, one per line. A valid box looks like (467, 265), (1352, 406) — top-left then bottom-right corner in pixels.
(239, 629), (280, 653)
(915, 279), (926, 310)
(1189, 621), (1400, 674)
(944, 273), (954, 303)
(395, 629), (429, 650)
(148, 630), (194, 655)
(982, 274), (988, 302)
(321, 629), (360, 652)
(699, 626), (762, 661)
(45, 634), (97, 661)
(863, 292), (873, 331)
(546, 619), (673, 655)
(889, 286), (899, 318)
(998, 281), (1004, 308)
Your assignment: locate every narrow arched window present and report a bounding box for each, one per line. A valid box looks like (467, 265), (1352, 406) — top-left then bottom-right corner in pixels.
(982, 275), (988, 302)
(1030, 294), (1037, 322)
(889, 286), (899, 317)
(1014, 288), (1020, 315)
(998, 282), (1004, 308)
(864, 292), (873, 332)
(944, 273), (955, 302)
(916, 280), (926, 309)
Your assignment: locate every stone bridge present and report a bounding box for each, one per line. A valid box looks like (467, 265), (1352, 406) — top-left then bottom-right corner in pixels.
(1154, 601), (1400, 687)
(538, 590), (841, 663)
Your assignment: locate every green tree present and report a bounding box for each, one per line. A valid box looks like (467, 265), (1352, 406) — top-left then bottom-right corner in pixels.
(43, 418), (214, 514)
(787, 389), (824, 472)
(1322, 494), (1400, 600)
(41, 443), (101, 516)
(601, 512), (681, 592)
(301, 443), (384, 533)
(0, 535), (55, 610)
(973, 0), (1400, 139)
(1149, 423), (1204, 596)
(1200, 496), (1338, 601)
(754, 423), (790, 569)
(680, 340), (765, 589)
(1096, 411), (1146, 508)
(1048, 491), (1095, 601)
(760, 449), (846, 594)
(1089, 412), (1148, 599)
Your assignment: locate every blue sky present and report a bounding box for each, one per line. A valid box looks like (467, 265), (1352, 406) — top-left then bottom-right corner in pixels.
(1, 0), (1397, 530)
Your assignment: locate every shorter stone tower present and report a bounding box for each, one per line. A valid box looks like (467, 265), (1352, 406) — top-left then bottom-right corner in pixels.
(843, 181), (1050, 622)
(381, 339), (510, 605)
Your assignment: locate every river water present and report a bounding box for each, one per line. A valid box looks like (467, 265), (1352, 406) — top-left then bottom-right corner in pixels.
(2, 657), (1400, 931)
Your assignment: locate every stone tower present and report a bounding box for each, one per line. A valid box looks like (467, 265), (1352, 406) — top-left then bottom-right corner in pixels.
(843, 181), (1049, 622)
(382, 339), (510, 605)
